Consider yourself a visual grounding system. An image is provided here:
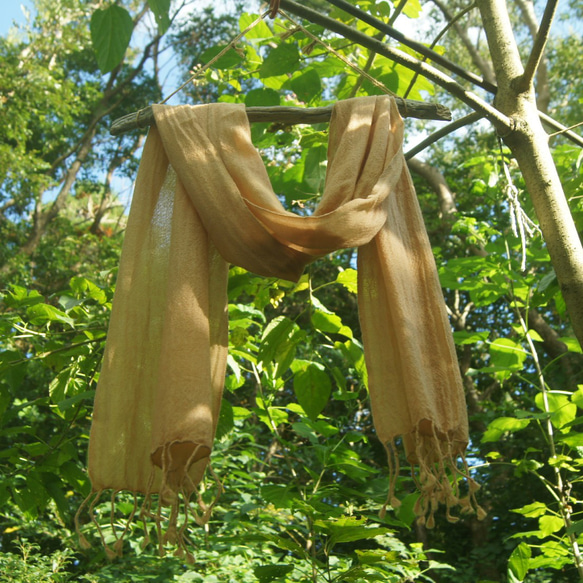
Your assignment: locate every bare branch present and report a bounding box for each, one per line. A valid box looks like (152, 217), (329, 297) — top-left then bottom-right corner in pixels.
(514, 0), (551, 112)
(110, 101), (452, 136)
(516, 0), (560, 94)
(405, 111), (484, 159)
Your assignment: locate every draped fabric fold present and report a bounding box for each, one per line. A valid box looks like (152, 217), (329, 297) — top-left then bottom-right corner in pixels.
(79, 96), (478, 557)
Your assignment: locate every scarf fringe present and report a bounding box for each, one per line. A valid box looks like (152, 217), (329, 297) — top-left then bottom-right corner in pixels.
(380, 428), (486, 527)
(76, 448), (222, 559)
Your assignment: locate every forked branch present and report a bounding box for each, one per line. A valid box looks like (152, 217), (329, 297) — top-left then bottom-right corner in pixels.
(516, 0), (560, 93)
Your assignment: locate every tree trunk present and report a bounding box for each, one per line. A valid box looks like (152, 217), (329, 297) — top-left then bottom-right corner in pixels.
(478, 0), (583, 348)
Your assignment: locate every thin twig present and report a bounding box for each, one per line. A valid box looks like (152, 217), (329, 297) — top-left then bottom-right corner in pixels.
(405, 111), (484, 159)
(517, 0), (560, 93)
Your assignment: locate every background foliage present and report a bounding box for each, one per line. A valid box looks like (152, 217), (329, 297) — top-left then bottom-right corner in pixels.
(0, 0), (582, 581)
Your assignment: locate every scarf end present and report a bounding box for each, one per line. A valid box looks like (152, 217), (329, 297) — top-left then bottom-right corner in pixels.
(380, 431), (486, 527)
(76, 458), (222, 559)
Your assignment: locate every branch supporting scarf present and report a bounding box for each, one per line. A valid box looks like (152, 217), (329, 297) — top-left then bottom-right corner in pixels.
(78, 96), (480, 557)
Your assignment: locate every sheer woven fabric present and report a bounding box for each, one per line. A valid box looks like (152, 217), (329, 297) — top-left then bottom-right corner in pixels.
(80, 96), (477, 557)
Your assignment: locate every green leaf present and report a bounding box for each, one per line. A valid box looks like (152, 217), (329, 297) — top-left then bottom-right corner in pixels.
(481, 417), (530, 443)
(561, 432), (583, 447)
(293, 362), (331, 420)
(215, 399), (234, 440)
(239, 12), (274, 40)
(245, 88), (280, 107)
(538, 515), (563, 537)
(200, 44), (243, 69)
(290, 68), (322, 103)
(90, 5), (134, 73)
(508, 542), (531, 581)
(315, 517), (390, 545)
(566, 520), (583, 536)
(511, 501), (547, 518)
(303, 145), (327, 193)
(560, 337), (582, 353)
(336, 268), (358, 294)
(259, 316), (304, 374)
(259, 43), (299, 78)
(535, 392), (577, 429)
(4, 285), (44, 308)
(488, 338), (527, 381)
(27, 303), (74, 327)
(253, 564), (294, 583)
(261, 484), (297, 508)
(311, 309), (352, 338)
(147, 0), (171, 34)
(453, 330), (489, 345)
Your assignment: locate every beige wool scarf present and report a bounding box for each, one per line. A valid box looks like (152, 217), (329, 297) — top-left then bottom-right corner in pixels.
(79, 96), (479, 558)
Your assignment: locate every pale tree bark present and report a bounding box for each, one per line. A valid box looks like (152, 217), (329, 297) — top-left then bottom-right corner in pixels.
(514, 0), (551, 113)
(477, 0), (583, 349)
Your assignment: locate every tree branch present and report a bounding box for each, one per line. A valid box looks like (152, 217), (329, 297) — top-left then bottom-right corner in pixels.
(516, 0), (559, 94)
(325, 0), (497, 93)
(405, 112), (484, 159)
(431, 0), (497, 86)
(514, 0), (551, 112)
(280, 0), (514, 131)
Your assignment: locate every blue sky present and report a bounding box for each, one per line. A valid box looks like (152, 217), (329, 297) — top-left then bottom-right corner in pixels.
(1, 1), (34, 36)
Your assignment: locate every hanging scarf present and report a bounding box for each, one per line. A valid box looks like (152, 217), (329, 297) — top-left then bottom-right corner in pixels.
(78, 96), (479, 558)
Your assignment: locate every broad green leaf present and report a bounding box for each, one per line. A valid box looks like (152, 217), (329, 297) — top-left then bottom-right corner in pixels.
(261, 484), (297, 508)
(254, 564), (294, 583)
(560, 432), (583, 447)
(258, 316), (304, 374)
(508, 542), (531, 580)
(290, 68), (322, 103)
(453, 330), (489, 345)
(566, 520), (583, 536)
(147, 0), (171, 34)
(293, 362), (331, 420)
(259, 43), (299, 78)
(489, 338), (527, 380)
(4, 285), (44, 308)
(336, 268), (358, 294)
(303, 145), (327, 192)
(571, 387), (583, 408)
(200, 44), (243, 69)
(401, 0), (422, 18)
(312, 309), (352, 338)
(245, 88), (280, 107)
(315, 517), (389, 545)
(535, 392), (577, 429)
(239, 13), (274, 40)
(560, 337), (582, 353)
(70, 277), (107, 304)
(215, 399), (234, 440)
(481, 417), (530, 443)
(511, 501), (548, 518)
(90, 5), (134, 73)
(27, 303), (74, 327)
(538, 515), (563, 537)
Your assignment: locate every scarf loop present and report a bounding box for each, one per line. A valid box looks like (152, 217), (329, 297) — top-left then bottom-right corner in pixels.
(78, 96), (479, 558)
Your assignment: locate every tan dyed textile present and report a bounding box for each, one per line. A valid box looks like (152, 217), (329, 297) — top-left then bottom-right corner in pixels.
(81, 96), (477, 556)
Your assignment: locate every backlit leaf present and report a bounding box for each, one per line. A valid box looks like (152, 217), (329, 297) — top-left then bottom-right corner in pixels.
(293, 362), (331, 420)
(508, 542), (531, 580)
(259, 43), (299, 78)
(90, 5), (134, 73)
(481, 417), (530, 443)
